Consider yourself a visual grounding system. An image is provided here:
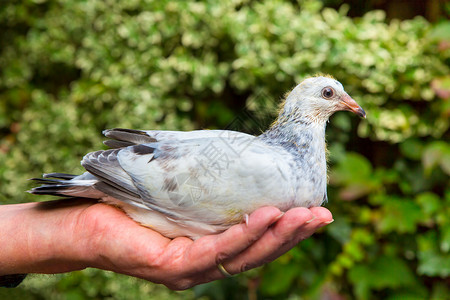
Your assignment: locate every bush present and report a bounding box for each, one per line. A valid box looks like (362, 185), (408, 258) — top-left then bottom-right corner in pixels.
(1, 0), (449, 299)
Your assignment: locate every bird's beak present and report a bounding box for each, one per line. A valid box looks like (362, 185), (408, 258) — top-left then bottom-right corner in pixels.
(338, 94), (366, 118)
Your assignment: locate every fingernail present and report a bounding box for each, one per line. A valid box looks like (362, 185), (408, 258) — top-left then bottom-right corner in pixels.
(306, 216), (316, 223)
(324, 219), (334, 224)
(274, 212), (285, 222)
(244, 214), (249, 226)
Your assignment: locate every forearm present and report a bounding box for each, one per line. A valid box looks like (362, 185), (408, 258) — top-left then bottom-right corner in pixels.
(0, 200), (95, 276)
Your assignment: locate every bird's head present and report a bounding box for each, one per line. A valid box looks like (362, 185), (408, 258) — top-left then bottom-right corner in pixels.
(281, 76), (366, 124)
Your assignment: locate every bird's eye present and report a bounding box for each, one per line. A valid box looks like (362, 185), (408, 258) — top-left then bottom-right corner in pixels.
(321, 87), (335, 99)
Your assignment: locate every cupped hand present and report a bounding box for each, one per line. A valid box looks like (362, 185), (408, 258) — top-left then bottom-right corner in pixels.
(77, 201), (333, 290)
(0, 199), (332, 290)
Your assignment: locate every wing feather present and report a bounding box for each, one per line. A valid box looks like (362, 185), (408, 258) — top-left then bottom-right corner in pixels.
(103, 128), (157, 147)
(81, 149), (140, 199)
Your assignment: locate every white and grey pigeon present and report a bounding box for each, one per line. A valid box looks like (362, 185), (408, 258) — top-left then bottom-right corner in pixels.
(30, 76), (365, 239)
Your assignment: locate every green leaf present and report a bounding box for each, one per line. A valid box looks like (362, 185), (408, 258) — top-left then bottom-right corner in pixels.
(260, 262), (300, 296)
(399, 138), (424, 160)
(422, 141), (450, 176)
(428, 21), (450, 41)
(331, 153), (372, 183)
(348, 256), (417, 299)
(330, 152), (379, 200)
(418, 231), (450, 277)
(415, 192), (441, 217)
(327, 217), (352, 244)
(378, 196), (423, 234)
(417, 252), (450, 278)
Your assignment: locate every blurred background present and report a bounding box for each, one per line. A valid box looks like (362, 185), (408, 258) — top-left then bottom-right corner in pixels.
(0, 0), (449, 299)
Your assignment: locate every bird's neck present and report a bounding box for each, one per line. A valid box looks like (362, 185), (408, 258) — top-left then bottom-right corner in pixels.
(259, 114), (327, 152)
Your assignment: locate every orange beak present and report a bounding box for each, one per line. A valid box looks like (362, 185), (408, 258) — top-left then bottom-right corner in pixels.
(338, 94), (366, 118)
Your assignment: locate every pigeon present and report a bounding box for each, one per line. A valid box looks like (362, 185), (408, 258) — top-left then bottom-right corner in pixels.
(30, 76), (365, 239)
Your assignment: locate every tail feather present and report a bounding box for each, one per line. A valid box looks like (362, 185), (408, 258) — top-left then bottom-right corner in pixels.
(28, 183), (75, 197)
(43, 173), (78, 180)
(29, 174), (103, 199)
(29, 178), (64, 184)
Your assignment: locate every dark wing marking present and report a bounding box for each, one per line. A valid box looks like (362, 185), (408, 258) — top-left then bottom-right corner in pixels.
(103, 140), (135, 149)
(103, 128), (157, 149)
(132, 144), (155, 155)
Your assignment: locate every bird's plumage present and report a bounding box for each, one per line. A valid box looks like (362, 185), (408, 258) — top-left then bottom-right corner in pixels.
(30, 76), (365, 239)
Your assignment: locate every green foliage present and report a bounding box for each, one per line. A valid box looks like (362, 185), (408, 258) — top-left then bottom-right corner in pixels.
(0, 269), (196, 300)
(348, 255), (421, 299)
(1, 0), (449, 299)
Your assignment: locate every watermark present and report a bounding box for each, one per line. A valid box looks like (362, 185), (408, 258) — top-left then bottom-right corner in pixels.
(166, 173), (204, 207)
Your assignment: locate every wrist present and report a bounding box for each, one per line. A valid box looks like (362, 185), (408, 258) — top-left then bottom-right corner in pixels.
(0, 200), (96, 275)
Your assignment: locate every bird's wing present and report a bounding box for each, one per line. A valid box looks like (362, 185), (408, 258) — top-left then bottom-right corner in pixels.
(82, 135), (295, 226)
(103, 128), (254, 148)
(81, 149), (149, 209)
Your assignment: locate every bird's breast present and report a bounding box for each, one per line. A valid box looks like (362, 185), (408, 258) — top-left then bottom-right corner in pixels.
(290, 141), (327, 207)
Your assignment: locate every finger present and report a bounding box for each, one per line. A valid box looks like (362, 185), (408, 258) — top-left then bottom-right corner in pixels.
(309, 207), (334, 225)
(259, 207), (334, 261)
(217, 207), (333, 275)
(181, 206), (284, 274)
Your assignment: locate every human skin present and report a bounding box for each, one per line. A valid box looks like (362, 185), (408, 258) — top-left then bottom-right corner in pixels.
(0, 199), (333, 290)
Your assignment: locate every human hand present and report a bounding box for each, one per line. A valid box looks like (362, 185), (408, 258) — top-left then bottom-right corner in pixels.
(0, 199), (332, 290)
(74, 200), (333, 289)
